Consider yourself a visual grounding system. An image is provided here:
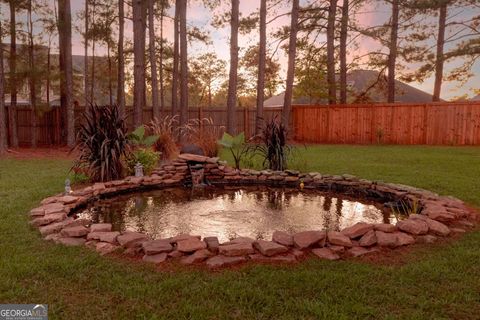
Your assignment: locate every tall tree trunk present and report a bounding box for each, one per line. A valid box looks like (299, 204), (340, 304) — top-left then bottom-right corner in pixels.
(117, 0), (125, 117)
(172, 2), (179, 117)
(226, 0), (240, 134)
(133, 0), (146, 127)
(387, 0), (399, 103)
(8, 1), (18, 148)
(282, 0), (299, 128)
(90, 2), (96, 103)
(433, 3), (447, 102)
(108, 42), (113, 106)
(28, 0), (37, 148)
(179, 0), (188, 127)
(84, 0), (89, 107)
(0, 22), (7, 154)
(255, 0), (266, 135)
(339, 0), (349, 104)
(327, 0), (338, 105)
(47, 42), (52, 144)
(159, 3), (165, 112)
(148, 0), (160, 119)
(58, 0), (75, 147)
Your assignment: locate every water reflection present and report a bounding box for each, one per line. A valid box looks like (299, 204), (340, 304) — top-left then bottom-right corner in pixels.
(76, 186), (394, 242)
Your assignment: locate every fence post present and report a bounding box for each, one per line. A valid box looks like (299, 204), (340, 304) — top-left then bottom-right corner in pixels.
(244, 108), (249, 137)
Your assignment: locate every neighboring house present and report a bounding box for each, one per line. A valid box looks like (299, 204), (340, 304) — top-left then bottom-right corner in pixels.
(1, 44), (117, 107)
(264, 69), (437, 107)
(471, 94), (480, 101)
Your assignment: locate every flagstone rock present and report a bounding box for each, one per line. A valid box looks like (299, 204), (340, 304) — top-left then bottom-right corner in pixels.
(90, 223), (112, 233)
(30, 207), (45, 217)
(31, 212), (67, 227)
(359, 230), (377, 247)
(98, 232), (120, 243)
(328, 245), (346, 254)
(253, 240), (289, 257)
(176, 238), (207, 253)
(272, 231), (294, 246)
(425, 210), (456, 222)
(39, 220), (69, 236)
(341, 223), (374, 239)
(178, 153), (209, 162)
(42, 203), (65, 215)
(168, 234), (201, 244)
(396, 232), (415, 246)
(142, 239), (173, 255)
(293, 231), (326, 249)
(96, 242), (119, 255)
(142, 253), (168, 264)
(219, 242), (255, 256)
(181, 249), (213, 264)
(374, 223), (397, 233)
(61, 225), (89, 237)
(57, 195), (79, 204)
(424, 218), (450, 236)
(346, 246), (374, 257)
(312, 248), (340, 260)
(117, 232), (149, 248)
(396, 219), (428, 235)
(58, 237), (86, 246)
(249, 253), (297, 263)
(87, 231), (119, 243)
(203, 236), (220, 253)
(206, 255), (247, 268)
(376, 231), (400, 248)
(168, 250), (184, 258)
(328, 231), (353, 247)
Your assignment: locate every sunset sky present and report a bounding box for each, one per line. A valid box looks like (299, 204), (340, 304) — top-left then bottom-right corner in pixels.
(1, 0), (479, 100)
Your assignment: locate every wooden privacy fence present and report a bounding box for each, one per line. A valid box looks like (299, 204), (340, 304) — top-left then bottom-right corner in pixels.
(5, 106), (283, 147)
(292, 102), (480, 145)
(6, 102), (480, 146)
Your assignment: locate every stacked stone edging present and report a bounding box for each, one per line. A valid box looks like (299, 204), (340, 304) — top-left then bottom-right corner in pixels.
(29, 153), (478, 268)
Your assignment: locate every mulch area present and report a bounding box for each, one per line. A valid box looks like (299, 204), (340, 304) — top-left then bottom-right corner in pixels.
(2, 147), (76, 159)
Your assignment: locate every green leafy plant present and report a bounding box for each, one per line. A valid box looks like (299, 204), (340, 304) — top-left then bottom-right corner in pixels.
(128, 125), (159, 148)
(72, 104), (130, 182)
(149, 116), (179, 160)
(126, 148), (160, 176)
(250, 117), (291, 171)
(218, 132), (248, 169)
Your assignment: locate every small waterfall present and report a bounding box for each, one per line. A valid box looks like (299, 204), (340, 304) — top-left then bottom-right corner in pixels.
(188, 163), (206, 187)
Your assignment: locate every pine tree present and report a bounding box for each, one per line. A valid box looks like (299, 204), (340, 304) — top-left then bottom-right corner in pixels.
(282, 0), (300, 127)
(226, 0), (240, 134)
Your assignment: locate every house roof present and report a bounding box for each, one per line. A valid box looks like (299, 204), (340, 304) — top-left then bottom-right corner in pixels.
(264, 69), (437, 107)
(472, 94), (480, 101)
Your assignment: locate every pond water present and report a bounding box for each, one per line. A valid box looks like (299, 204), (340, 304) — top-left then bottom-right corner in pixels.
(75, 186), (396, 242)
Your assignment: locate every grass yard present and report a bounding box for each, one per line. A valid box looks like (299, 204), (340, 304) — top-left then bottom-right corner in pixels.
(1, 145), (480, 319)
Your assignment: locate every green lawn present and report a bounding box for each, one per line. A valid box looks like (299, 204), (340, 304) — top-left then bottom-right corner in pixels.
(1, 145), (480, 319)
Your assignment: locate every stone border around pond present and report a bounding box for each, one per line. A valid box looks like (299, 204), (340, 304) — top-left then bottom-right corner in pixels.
(30, 153), (478, 268)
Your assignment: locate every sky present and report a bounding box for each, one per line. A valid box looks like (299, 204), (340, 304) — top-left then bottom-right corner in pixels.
(1, 0), (479, 100)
